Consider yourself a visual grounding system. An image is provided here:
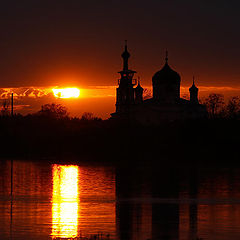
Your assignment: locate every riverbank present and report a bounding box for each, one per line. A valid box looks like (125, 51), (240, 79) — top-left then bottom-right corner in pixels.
(0, 116), (239, 167)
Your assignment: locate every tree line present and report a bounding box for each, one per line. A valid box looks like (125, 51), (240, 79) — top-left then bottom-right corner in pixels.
(201, 93), (240, 119)
(0, 95), (239, 163)
(0, 102), (102, 121)
(0, 93), (240, 120)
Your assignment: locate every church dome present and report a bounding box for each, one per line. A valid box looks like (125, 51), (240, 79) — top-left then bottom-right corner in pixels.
(152, 53), (181, 102)
(152, 62), (181, 84)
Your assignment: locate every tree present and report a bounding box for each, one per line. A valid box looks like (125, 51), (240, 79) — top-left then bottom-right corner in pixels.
(182, 93), (189, 100)
(203, 93), (224, 118)
(1, 99), (10, 116)
(38, 103), (69, 119)
(81, 112), (94, 120)
(226, 96), (240, 119)
(81, 112), (102, 121)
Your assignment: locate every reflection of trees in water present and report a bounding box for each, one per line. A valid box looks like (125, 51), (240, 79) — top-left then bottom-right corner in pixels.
(188, 169), (199, 240)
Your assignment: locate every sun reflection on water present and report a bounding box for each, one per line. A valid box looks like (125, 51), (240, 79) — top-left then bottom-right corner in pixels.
(51, 164), (79, 238)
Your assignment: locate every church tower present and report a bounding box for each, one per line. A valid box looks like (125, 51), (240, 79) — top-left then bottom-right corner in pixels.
(189, 77), (199, 104)
(116, 41), (137, 113)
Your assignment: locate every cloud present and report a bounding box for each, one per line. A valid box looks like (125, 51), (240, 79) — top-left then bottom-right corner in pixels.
(0, 85), (239, 118)
(14, 104), (31, 110)
(1, 85), (240, 100)
(0, 87), (54, 99)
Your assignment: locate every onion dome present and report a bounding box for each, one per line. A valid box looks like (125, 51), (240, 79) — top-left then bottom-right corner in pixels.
(152, 51), (181, 84)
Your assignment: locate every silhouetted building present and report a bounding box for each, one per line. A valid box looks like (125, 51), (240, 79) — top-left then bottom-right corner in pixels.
(189, 77), (199, 104)
(111, 43), (207, 124)
(115, 42), (138, 113)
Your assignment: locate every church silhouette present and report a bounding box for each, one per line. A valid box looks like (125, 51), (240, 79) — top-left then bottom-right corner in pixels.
(111, 43), (207, 124)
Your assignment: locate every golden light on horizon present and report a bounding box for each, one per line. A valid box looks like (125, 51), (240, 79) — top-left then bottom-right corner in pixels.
(52, 87), (80, 98)
(51, 164), (79, 238)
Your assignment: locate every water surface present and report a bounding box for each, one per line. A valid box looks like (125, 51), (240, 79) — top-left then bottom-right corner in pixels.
(1, 160), (240, 239)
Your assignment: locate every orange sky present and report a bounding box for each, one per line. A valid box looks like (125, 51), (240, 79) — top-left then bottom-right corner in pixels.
(1, 84), (240, 119)
(1, 1), (240, 118)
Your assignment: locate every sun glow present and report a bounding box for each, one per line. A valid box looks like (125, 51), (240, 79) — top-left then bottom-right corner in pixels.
(52, 165), (79, 238)
(52, 87), (80, 98)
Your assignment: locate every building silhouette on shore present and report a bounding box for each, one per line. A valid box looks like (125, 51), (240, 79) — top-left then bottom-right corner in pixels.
(111, 43), (207, 124)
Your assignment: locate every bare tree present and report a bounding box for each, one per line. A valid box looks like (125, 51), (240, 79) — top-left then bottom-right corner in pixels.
(226, 96), (240, 119)
(80, 112), (102, 121)
(203, 93), (224, 118)
(81, 112), (94, 120)
(1, 99), (10, 116)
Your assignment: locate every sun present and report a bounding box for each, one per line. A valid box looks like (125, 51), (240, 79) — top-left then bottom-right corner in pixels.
(52, 87), (80, 99)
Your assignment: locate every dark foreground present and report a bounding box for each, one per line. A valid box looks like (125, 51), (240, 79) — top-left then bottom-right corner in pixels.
(0, 116), (239, 167)
(0, 116), (240, 239)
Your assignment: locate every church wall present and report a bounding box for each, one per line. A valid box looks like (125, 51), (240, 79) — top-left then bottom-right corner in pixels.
(153, 82), (180, 104)
(126, 104), (207, 125)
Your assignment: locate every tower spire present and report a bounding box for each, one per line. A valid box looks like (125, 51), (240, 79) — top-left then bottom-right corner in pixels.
(121, 40), (130, 71)
(165, 50), (168, 64)
(137, 76), (140, 86)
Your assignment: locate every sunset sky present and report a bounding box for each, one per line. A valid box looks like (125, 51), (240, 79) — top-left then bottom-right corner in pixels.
(1, 0), (240, 118)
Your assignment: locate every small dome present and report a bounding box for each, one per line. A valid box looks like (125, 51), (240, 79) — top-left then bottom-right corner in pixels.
(152, 62), (181, 84)
(189, 80), (198, 92)
(135, 80), (143, 90)
(121, 44), (130, 59)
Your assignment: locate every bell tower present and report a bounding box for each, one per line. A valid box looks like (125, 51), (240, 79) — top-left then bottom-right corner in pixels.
(116, 41), (137, 113)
